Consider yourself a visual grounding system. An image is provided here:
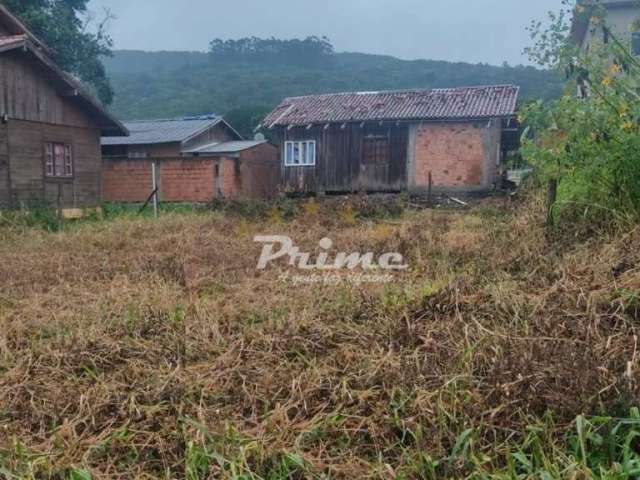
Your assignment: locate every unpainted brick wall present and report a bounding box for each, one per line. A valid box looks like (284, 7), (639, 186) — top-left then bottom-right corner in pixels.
(103, 157), (237, 203)
(215, 158), (240, 199)
(413, 122), (494, 189)
(160, 159), (215, 202)
(102, 145), (279, 203)
(102, 160), (153, 203)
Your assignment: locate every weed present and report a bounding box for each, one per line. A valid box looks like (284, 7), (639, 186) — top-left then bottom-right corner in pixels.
(0, 196), (639, 478)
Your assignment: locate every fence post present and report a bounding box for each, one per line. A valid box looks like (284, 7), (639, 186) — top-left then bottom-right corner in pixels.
(152, 160), (159, 218)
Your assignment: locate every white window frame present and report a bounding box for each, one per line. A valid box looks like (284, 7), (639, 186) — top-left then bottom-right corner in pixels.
(284, 140), (316, 167)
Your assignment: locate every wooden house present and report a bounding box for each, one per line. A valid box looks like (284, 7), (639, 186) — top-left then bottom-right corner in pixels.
(101, 116), (279, 202)
(0, 4), (128, 210)
(261, 85), (520, 194)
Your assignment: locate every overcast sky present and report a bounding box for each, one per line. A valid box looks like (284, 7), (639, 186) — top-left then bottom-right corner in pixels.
(87, 0), (563, 66)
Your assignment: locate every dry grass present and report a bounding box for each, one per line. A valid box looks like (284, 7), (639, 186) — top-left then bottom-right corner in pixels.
(0, 195), (639, 479)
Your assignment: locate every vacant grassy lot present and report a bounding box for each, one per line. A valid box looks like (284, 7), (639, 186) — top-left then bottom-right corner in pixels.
(0, 197), (639, 479)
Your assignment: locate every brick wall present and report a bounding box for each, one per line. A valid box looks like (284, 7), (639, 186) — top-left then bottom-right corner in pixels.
(102, 160), (153, 203)
(103, 157), (234, 203)
(160, 159), (215, 202)
(102, 145), (279, 203)
(412, 122), (499, 190)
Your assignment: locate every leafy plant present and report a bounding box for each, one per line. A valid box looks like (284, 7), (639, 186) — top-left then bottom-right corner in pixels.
(521, 0), (640, 226)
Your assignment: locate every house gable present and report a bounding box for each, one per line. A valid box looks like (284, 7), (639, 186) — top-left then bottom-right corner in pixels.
(0, 6), (127, 136)
(0, 49), (99, 129)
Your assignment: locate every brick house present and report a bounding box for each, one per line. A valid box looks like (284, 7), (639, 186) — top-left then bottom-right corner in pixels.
(0, 4), (128, 210)
(261, 85), (520, 194)
(101, 116), (279, 202)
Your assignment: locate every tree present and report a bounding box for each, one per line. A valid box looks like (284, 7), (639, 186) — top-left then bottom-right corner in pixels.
(209, 36), (335, 67)
(224, 105), (272, 139)
(521, 0), (640, 226)
(0, 0), (114, 104)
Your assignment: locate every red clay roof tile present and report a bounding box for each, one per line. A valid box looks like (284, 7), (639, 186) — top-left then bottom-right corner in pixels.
(263, 85), (519, 128)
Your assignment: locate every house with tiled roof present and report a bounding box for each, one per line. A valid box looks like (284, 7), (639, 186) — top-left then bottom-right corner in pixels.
(0, 4), (127, 210)
(261, 85), (520, 194)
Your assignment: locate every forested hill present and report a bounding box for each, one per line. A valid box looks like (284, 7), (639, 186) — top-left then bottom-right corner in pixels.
(105, 49), (563, 136)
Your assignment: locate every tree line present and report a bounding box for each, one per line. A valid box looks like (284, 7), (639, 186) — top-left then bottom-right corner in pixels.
(209, 36), (335, 66)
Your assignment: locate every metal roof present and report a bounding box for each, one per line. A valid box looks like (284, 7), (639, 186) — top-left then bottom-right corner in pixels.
(263, 85), (520, 128)
(184, 140), (268, 155)
(102, 116), (223, 145)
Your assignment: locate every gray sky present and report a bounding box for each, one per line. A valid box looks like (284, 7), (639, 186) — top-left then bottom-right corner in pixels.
(87, 0), (563, 66)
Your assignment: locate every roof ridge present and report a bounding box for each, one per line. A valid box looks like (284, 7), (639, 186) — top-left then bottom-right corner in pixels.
(125, 116), (219, 124)
(283, 84), (519, 101)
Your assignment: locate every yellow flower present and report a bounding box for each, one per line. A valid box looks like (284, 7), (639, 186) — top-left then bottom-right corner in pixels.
(609, 64), (622, 76)
(302, 198), (321, 217)
(622, 122), (635, 132)
(339, 206), (357, 226)
(602, 77), (612, 87)
(266, 207), (284, 225)
(590, 16), (600, 25)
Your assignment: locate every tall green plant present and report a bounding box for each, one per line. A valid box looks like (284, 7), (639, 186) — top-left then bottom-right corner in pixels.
(522, 0), (640, 225)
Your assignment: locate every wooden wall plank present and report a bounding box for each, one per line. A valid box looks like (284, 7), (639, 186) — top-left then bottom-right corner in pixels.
(278, 123), (409, 193)
(0, 52), (94, 128)
(8, 119), (101, 207)
(0, 123), (9, 207)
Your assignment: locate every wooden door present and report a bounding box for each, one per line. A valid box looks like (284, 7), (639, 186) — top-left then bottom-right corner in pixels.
(359, 134), (390, 190)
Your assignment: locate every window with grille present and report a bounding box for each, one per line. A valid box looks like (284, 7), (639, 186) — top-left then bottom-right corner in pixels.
(45, 142), (73, 178)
